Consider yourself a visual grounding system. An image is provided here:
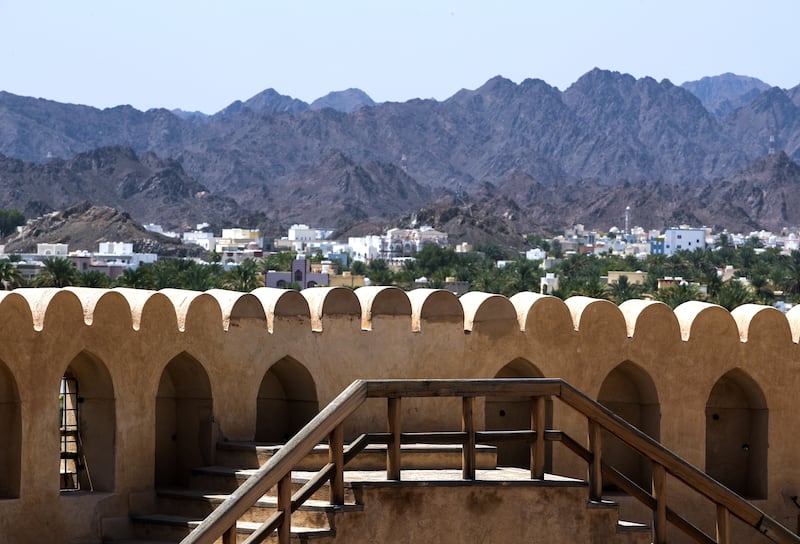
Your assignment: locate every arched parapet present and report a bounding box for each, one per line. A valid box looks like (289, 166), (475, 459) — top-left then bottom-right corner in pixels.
(675, 301), (741, 368)
(785, 305), (800, 343)
(618, 299), (677, 339)
(159, 289), (224, 333)
(64, 287), (134, 330)
(115, 288), (179, 333)
(731, 304), (793, 344)
(674, 301), (739, 342)
(11, 288), (84, 333)
(510, 292), (573, 343)
(619, 299), (682, 362)
(354, 286), (411, 331)
(0, 291), (36, 334)
(407, 288), (463, 332)
(251, 288), (311, 333)
(205, 289), (267, 331)
(564, 296), (627, 362)
(461, 292), (519, 336)
(301, 286), (361, 332)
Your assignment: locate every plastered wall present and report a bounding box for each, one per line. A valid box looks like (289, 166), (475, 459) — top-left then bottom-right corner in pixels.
(1, 286), (799, 542)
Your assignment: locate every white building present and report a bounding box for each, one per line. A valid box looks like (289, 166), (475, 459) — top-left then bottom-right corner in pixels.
(183, 230), (216, 251)
(37, 243), (69, 256)
(663, 227), (707, 256)
(348, 235), (383, 263)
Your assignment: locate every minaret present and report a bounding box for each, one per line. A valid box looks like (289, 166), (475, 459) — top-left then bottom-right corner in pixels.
(625, 206), (631, 239)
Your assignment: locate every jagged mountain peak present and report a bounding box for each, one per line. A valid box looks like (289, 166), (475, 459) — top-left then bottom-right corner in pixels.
(310, 88), (375, 113)
(682, 73), (771, 116)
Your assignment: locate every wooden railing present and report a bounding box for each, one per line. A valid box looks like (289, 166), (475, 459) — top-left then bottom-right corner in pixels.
(180, 379), (800, 544)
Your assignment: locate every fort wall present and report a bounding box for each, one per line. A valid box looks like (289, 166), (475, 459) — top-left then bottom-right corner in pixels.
(1, 285), (799, 542)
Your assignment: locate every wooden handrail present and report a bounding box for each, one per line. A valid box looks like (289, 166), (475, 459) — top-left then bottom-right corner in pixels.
(180, 380), (368, 544)
(180, 378), (800, 544)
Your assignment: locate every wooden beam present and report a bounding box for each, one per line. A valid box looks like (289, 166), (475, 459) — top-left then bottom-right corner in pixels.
(532, 395), (546, 479)
(387, 397), (401, 480)
(588, 420), (602, 502)
(653, 463), (667, 544)
(717, 504), (731, 544)
(462, 396), (476, 480)
(329, 424), (344, 505)
(278, 472), (292, 544)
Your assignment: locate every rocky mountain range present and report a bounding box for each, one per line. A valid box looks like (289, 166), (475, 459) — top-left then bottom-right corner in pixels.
(1, 69), (800, 247)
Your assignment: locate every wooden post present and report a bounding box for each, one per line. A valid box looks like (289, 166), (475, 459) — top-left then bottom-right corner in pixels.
(531, 395), (546, 479)
(329, 424), (344, 505)
(222, 525), (236, 544)
(588, 420), (602, 501)
(462, 396), (476, 480)
(652, 463), (667, 544)
(716, 504), (731, 544)
(387, 397), (401, 480)
(278, 472), (292, 544)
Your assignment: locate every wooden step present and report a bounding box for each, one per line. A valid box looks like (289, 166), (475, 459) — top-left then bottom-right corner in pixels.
(156, 487), (361, 526)
(132, 513), (334, 543)
(216, 441), (498, 471)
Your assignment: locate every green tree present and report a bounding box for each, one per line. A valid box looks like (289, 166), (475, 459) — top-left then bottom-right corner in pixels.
(608, 275), (641, 303)
(714, 280), (756, 311)
(259, 252), (295, 273)
(0, 259), (22, 290)
(38, 257), (78, 288)
(115, 267), (153, 289)
(366, 259), (394, 286)
(78, 270), (110, 288)
(0, 209), (25, 238)
(350, 260), (367, 276)
(656, 283), (701, 309)
(223, 259), (263, 292)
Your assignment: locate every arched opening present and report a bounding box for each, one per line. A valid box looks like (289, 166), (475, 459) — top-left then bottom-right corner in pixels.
(597, 361), (660, 491)
(485, 359), (552, 470)
(155, 353), (214, 487)
(60, 352), (116, 492)
(705, 369), (768, 499)
(294, 270), (303, 283)
(256, 357), (318, 443)
(0, 359), (20, 498)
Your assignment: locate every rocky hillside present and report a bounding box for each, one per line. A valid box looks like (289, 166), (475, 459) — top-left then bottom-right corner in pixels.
(1, 69), (800, 241)
(681, 73), (771, 116)
(1, 201), (201, 255)
(0, 146), (242, 230)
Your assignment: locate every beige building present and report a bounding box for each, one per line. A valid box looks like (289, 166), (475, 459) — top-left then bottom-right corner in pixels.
(0, 286), (798, 543)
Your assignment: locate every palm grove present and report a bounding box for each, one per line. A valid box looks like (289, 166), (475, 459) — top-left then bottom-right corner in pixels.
(1, 236), (798, 311)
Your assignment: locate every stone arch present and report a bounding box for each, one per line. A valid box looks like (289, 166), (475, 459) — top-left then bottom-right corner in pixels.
(485, 358), (551, 470)
(0, 359), (20, 498)
(597, 361), (660, 491)
(60, 351), (116, 492)
(705, 368), (768, 499)
(256, 357), (319, 443)
(155, 353), (214, 487)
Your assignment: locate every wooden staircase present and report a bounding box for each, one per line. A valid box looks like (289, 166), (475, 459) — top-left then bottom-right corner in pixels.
(117, 440), (650, 544)
(114, 379), (800, 544)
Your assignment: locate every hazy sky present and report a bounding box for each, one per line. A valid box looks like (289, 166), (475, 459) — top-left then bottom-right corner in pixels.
(1, 1), (798, 113)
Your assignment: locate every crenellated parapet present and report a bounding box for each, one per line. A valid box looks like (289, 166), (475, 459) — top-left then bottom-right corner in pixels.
(0, 286), (799, 542)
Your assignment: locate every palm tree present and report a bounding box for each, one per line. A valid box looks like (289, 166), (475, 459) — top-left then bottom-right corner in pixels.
(38, 257), (78, 288)
(77, 270), (110, 288)
(0, 259), (22, 290)
(608, 275), (641, 303)
(223, 259), (263, 292)
(115, 267), (153, 289)
(715, 279), (756, 311)
(656, 283), (701, 309)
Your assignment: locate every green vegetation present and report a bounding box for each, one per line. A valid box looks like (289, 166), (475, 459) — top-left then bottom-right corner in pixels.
(2, 243), (799, 313)
(0, 209), (25, 238)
